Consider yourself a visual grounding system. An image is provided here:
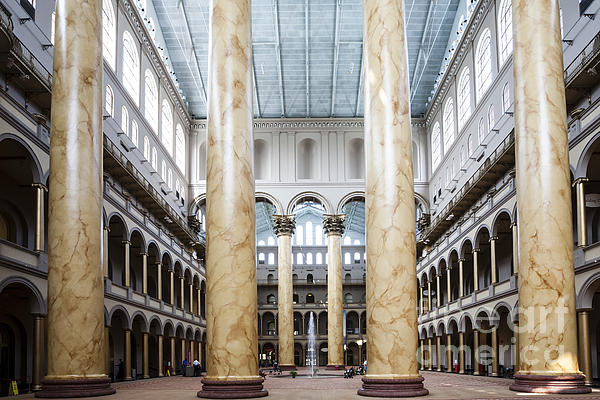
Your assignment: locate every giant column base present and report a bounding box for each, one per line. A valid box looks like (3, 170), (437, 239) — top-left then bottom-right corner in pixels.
(197, 378), (268, 399)
(35, 377), (115, 398)
(278, 364), (296, 371)
(358, 377), (429, 398)
(326, 364), (345, 370)
(510, 374), (591, 394)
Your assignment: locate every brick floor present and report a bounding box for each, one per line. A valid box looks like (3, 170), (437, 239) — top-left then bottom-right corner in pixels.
(18, 371), (600, 399)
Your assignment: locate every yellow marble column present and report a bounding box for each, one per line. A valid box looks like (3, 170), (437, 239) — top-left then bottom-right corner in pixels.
(419, 285), (424, 315)
(170, 337), (176, 375)
(359, 0), (427, 395)
(157, 263), (162, 301)
(473, 330), (480, 375)
(273, 215), (295, 370)
(123, 241), (131, 287)
(446, 267), (452, 304)
(446, 334), (452, 372)
(436, 274), (441, 309)
(427, 338), (433, 371)
(141, 253), (148, 295)
(514, 323), (519, 373)
(490, 237), (498, 284)
(181, 339), (187, 366)
(143, 333), (149, 379)
(189, 284), (194, 314)
(33, 183), (46, 252)
(103, 227), (110, 279)
(419, 339), (424, 369)
(574, 178), (589, 248)
(491, 328), (498, 377)
(197, 288), (202, 317)
(458, 258), (464, 297)
(324, 214), (345, 369)
(436, 336), (442, 372)
(197, 0), (265, 397)
(158, 335), (164, 377)
(32, 315), (45, 391)
(124, 330), (132, 380)
(180, 276), (185, 309)
(511, 223), (519, 276)
(36, 0), (114, 396)
(104, 326), (110, 377)
(472, 249), (479, 292)
(510, 0), (588, 394)
(577, 311), (592, 385)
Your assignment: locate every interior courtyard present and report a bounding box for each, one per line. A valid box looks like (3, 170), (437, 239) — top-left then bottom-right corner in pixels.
(2, 0), (600, 398)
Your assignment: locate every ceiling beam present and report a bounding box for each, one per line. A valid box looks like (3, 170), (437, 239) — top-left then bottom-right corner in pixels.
(355, 45), (363, 117)
(178, 0), (207, 105)
(252, 51), (262, 118)
(273, 0), (285, 117)
(409, 0), (436, 101)
(330, 0), (342, 117)
(305, 0), (310, 117)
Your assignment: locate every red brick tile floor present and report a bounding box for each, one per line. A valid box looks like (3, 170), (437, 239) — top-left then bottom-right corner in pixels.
(18, 371), (600, 399)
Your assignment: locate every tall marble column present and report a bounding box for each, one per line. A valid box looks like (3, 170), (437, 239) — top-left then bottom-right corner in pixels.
(446, 334), (452, 372)
(324, 214), (345, 370)
(436, 274), (441, 309)
(427, 338), (432, 371)
(473, 329), (480, 375)
(273, 215), (295, 370)
(577, 310), (592, 385)
(511, 223), (519, 276)
(169, 269), (174, 305)
(180, 276), (185, 309)
(458, 333), (465, 374)
(491, 328), (498, 377)
(359, 0), (427, 396)
(574, 178), (588, 248)
(141, 253), (148, 295)
(197, 288), (202, 317)
(510, 0), (589, 394)
(197, 0), (265, 397)
(446, 267), (452, 304)
(458, 258), (464, 298)
(170, 337), (176, 374)
(189, 284), (194, 314)
(103, 226), (110, 279)
(32, 315), (46, 391)
(436, 336), (442, 372)
(419, 285), (424, 315)
(158, 335), (164, 377)
(33, 183), (46, 252)
(157, 263), (162, 301)
(36, 0), (114, 396)
(104, 326), (110, 377)
(427, 280), (432, 312)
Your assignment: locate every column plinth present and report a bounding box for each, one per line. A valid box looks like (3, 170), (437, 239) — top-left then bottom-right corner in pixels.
(510, 0), (589, 394)
(274, 215), (295, 370)
(197, 0), (265, 397)
(358, 0), (426, 396)
(324, 214), (345, 370)
(36, 0), (114, 397)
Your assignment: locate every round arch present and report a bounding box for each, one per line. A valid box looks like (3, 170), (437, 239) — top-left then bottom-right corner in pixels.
(109, 305), (131, 330)
(0, 133), (44, 183)
(255, 192), (283, 214)
(130, 311), (149, 333)
(286, 191), (333, 214)
(336, 192), (365, 214)
(0, 276), (46, 314)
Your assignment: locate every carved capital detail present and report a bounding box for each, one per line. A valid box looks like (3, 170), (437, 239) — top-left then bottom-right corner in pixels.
(273, 215), (295, 236)
(323, 214), (345, 236)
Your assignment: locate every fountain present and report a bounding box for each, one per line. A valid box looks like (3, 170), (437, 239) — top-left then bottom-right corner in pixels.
(307, 312), (317, 377)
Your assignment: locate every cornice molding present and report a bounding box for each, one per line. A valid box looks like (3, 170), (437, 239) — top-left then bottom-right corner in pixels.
(191, 117), (426, 130)
(121, 0), (191, 126)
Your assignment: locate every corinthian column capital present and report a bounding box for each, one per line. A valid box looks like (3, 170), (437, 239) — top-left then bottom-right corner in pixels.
(323, 214), (345, 236)
(273, 215), (295, 237)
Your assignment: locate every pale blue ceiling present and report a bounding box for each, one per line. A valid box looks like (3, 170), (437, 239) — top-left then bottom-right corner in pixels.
(152, 0), (460, 119)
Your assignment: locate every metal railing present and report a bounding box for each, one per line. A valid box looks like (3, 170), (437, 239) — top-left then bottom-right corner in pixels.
(564, 31), (600, 85)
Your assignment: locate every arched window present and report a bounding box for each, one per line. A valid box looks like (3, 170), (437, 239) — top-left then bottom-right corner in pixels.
(131, 120), (138, 147)
(344, 293), (353, 303)
(431, 122), (441, 170)
(307, 274), (313, 284)
(443, 98), (455, 152)
(161, 100), (173, 155)
(353, 252), (360, 263)
(144, 70), (158, 131)
(502, 83), (511, 113)
(143, 136), (150, 159)
(175, 124), (185, 174)
(268, 253), (275, 265)
(102, 0), (116, 70)
(266, 273), (273, 282)
(478, 118), (486, 144)
(152, 148), (157, 169)
(296, 253), (303, 264)
(105, 85), (114, 116)
(476, 29), (492, 101)
(344, 252), (351, 264)
(296, 225), (304, 245)
(267, 236), (275, 246)
(498, 0), (513, 65)
(258, 253), (265, 263)
(161, 160), (167, 181)
(167, 168), (172, 189)
(258, 240), (265, 246)
(306, 293), (315, 303)
(488, 105), (496, 131)
(315, 225), (323, 245)
(353, 239), (360, 245)
(122, 31), (140, 105)
(343, 236), (352, 245)
(306, 221), (313, 245)
(121, 106), (129, 136)
(457, 68), (472, 130)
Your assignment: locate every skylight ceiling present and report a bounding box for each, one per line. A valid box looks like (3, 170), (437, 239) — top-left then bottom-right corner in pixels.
(152, 0), (460, 119)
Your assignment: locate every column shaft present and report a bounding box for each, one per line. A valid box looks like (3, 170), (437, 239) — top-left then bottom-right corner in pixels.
(459, 333), (464, 374)
(511, 223), (519, 276)
(578, 311), (592, 385)
(575, 179), (588, 247)
(32, 315), (45, 391)
(190, 284), (194, 314)
(197, 288), (202, 317)
(198, 0), (264, 396)
(446, 334), (452, 372)
(427, 281), (432, 312)
(158, 335), (164, 377)
(105, 326), (110, 377)
(39, 0), (114, 396)
(491, 328), (498, 377)
(511, 0), (587, 393)
(143, 333), (149, 379)
(170, 337), (176, 374)
(419, 286), (424, 315)
(324, 215), (344, 369)
(436, 336), (442, 372)
(274, 216), (295, 369)
(419, 339), (424, 370)
(180, 277), (185, 309)
(124, 330), (132, 380)
(33, 184), (45, 252)
(428, 338), (432, 371)
(360, 0), (427, 394)
(490, 238), (497, 284)
(446, 268), (451, 303)
(157, 263), (162, 301)
(458, 259), (464, 298)
(170, 270), (174, 305)
(472, 250), (479, 292)
(123, 241), (130, 287)
(473, 330), (479, 375)
(436, 275), (441, 309)
(103, 227), (109, 279)
(142, 253), (148, 295)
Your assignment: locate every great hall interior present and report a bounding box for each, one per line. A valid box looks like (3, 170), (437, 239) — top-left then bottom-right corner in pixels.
(1, 0), (600, 398)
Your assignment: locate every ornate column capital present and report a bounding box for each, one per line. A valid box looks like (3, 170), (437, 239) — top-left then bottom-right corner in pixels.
(273, 215), (296, 237)
(323, 214), (345, 236)
(32, 183), (48, 191)
(490, 236), (499, 242)
(572, 177), (589, 186)
(472, 248), (481, 253)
